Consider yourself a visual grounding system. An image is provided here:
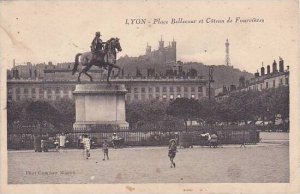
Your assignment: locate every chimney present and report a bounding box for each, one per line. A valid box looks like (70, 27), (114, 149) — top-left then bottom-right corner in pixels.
(261, 62), (265, 76)
(230, 84), (236, 91)
(272, 60), (277, 73)
(239, 76), (245, 87)
(279, 57), (284, 72)
(254, 70), (259, 78)
(222, 85), (227, 93)
(246, 80), (250, 86)
(267, 65), (271, 74)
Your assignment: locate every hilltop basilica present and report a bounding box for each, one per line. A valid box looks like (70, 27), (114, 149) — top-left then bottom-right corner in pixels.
(117, 37), (177, 68)
(143, 37), (177, 65)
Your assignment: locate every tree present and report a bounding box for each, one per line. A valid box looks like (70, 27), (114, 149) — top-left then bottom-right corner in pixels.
(264, 86), (289, 130)
(140, 100), (168, 129)
(126, 100), (169, 130)
(25, 101), (63, 134)
(50, 99), (75, 132)
(199, 99), (219, 125)
(166, 98), (200, 131)
(276, 86), (289, 123)
(7, 100), (31, 133)
(126, 101), (144, 129)
(7, 100), (28, 126)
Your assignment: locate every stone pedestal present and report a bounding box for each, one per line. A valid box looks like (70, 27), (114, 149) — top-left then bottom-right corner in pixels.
(73, 84), (129, 131)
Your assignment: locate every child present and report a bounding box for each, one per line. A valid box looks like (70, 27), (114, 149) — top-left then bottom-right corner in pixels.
(168, 139), (177, 168)
(210, 133), (218, 148)
(54, 135), (59, 151)
(102, 139), (109, 161)
(82, 134), (91, 159)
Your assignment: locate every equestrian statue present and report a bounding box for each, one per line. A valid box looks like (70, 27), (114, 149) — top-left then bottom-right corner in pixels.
(72, 32), (122, 85)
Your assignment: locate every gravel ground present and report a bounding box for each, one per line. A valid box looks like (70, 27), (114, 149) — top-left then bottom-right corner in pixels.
(8, 141), (289, 184)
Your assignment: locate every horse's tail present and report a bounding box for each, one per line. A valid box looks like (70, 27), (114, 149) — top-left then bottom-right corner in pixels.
(72, 53), (82, 75)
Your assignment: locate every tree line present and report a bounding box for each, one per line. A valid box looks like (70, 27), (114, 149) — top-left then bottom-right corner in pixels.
(7, 86), (289, 134)
(125, 86), (289, 131)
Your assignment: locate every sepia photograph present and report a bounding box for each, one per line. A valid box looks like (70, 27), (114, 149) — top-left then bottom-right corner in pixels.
(0, 0), (299, 193)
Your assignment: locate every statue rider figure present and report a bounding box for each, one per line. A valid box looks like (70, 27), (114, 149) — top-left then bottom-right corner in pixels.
(90, 31), (106, 67)
(91, 31), (103, 52)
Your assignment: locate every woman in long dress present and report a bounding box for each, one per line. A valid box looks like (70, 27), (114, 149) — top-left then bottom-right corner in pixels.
(82, 134), (91, 159)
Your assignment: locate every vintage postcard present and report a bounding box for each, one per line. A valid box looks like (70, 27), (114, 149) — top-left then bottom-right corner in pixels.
(0, 0), (299, 194)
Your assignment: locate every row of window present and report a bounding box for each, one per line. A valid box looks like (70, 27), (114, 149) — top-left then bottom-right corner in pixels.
(126, 93), (199, 101)
(9, 91), (202, 102)
(12, 86), (205, 95)
(8, 94), (72, 101)
(14, 88), (71, 95)
(128, 86), (204, 93)
(249, 77), (288, 90)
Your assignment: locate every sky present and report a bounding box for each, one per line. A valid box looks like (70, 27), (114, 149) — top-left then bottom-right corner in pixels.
(0, 0), (298, 73)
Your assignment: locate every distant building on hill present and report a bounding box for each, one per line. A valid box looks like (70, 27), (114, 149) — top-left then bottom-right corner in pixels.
(142, 36), (177, 66)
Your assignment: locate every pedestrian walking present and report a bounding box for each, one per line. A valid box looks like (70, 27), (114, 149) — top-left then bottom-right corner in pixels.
(102, 140), (109, 161)
(240, 130), (246, 148)
(210, 133), (218, 148)
(59, 133), (66, 149)
(168, 139), (177, 168)
(54, 134), (59, 151)
(82, 134), (91, 159)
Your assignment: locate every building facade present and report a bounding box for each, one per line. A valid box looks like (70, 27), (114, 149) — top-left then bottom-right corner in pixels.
(240, 58), (289, 92)
(7, 78), (210, 103)
(215, 58), (289, 102)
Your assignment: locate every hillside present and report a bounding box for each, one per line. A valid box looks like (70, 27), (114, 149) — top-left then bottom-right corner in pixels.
(117, 57), (253, 89)
(183, 62), (253, 88)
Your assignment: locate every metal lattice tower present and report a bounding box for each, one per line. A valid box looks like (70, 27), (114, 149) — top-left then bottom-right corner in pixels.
(225, 38), (231, 66)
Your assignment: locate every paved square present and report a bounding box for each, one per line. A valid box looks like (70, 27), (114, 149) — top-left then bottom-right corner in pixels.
(8, 142), (289, 183)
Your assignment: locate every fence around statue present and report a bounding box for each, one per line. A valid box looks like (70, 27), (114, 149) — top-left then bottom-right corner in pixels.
(7, 126), (260, 150)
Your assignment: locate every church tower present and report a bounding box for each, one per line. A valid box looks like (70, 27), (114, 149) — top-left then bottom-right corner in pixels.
(171, 37), (176, 62)
(145, 42), (151, 55)
(159, 35), (164, 50)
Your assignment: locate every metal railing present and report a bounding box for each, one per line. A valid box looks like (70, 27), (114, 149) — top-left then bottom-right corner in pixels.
(7, 127), (260, 150)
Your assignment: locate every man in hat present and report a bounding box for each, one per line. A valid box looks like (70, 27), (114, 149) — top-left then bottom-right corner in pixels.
(90, 31), (105, 64)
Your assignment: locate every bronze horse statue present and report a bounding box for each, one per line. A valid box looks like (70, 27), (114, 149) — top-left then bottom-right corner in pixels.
(72, 38), (122, 84)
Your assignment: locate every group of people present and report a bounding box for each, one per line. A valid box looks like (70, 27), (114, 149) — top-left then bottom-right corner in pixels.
(78, 133), (179, 168)
(200, 132), (219, 148)
(33, 133), (68, 152)
(80, 134), (110, 161)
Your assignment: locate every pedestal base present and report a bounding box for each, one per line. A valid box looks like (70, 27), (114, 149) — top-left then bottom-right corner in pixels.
(73, 83), (129, 132)
(73, 121), (129, 131)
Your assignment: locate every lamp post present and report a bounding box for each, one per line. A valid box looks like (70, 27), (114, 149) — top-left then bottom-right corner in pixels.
(208, 66), (214, 101)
